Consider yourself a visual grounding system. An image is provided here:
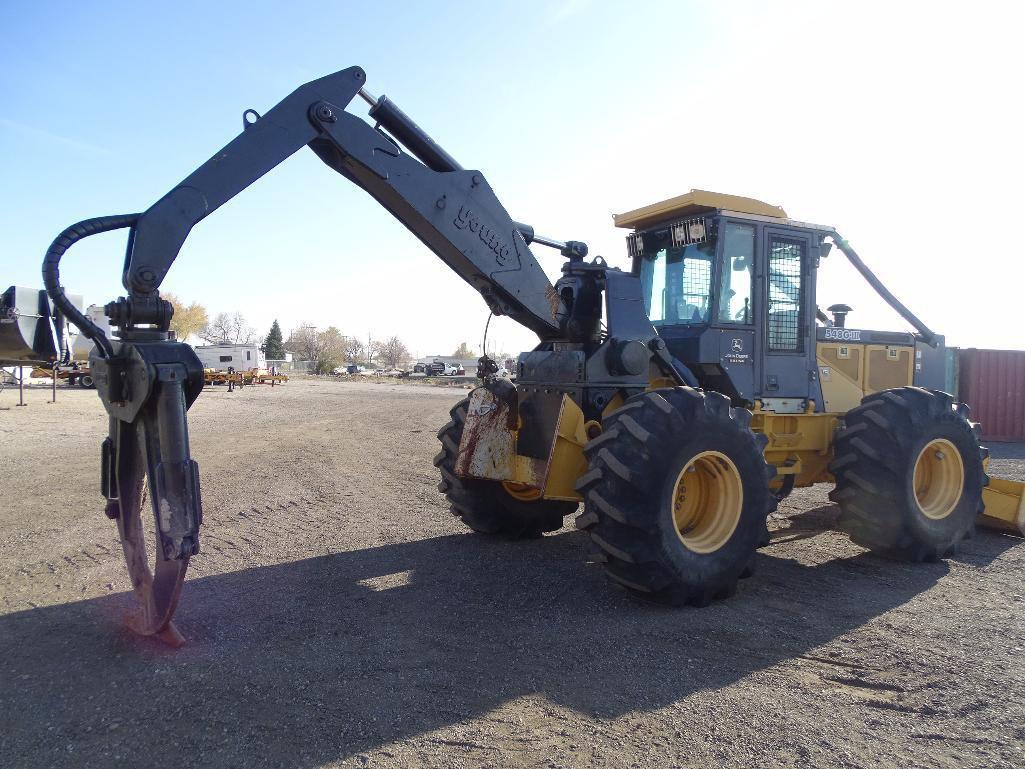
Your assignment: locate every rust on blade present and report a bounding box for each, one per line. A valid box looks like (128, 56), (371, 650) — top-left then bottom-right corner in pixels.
(456, 386), (544, 489)
(114, 450), (189, 646)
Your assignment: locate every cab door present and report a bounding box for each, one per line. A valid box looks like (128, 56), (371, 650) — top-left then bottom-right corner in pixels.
(760, 228), (816, 407)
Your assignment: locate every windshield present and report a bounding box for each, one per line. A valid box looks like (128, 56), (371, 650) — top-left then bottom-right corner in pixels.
(639, 242), (715, 325)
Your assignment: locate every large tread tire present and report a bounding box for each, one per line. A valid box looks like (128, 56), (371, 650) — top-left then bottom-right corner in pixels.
(575, 387), (776, 606)
(434, 398), (577, 539)
(828, 387), (986, 561)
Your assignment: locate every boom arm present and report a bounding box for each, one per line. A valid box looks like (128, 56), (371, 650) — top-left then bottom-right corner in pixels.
(41, 66), (586, 645)
(123, 65), (564, 338)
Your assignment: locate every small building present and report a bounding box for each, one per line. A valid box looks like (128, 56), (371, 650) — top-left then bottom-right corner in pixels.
(192, 343), (265, 371)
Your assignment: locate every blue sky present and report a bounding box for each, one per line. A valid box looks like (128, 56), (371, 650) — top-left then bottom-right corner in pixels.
(2, 1), (1022, 356)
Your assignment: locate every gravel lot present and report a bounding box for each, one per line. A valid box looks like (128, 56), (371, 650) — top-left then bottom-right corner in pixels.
(2, 379), (1023, 769)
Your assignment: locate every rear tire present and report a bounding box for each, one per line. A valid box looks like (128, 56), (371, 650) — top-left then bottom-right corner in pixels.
(829, 387), (985, 561)
(434, 398), (577, 538)
(78, 373), (94, 389)
(575, 387), (776, 606)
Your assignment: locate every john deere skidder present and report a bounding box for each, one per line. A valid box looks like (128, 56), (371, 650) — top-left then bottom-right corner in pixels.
(35, 67), (1023, 644)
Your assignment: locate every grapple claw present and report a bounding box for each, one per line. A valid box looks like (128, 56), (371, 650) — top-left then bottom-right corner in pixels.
(121, 489), (190, 642)
(94, 339), (205, 647)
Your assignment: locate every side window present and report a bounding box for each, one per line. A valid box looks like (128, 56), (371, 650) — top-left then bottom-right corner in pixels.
(219, 355), (232, 363)
(640, 249), (667, 323)
(717, 223), (755, 324)
(768, 239), (804, 351)
(246, 350), (251, 361)
(674, 246), (712, 323)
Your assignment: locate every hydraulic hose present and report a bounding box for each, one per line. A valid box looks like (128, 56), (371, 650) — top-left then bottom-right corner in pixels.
(829, 231), (939, 347)
(42, 214), (139, 359)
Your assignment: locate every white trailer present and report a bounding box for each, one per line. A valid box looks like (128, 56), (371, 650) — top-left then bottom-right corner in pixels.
(192, 343), (265, 371)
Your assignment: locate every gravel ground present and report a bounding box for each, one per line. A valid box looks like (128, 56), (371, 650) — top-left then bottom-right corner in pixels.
(1, 379), (1023, 769)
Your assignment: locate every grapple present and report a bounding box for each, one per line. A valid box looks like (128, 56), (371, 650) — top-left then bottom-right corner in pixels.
(43, 215), (204, 646)
(95, 341), (204, 646)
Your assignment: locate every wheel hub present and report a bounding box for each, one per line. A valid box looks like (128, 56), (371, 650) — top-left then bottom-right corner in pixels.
(671, 451), (743, 553)
(913, 438), (964, 520)
(502, 481), (543, 502)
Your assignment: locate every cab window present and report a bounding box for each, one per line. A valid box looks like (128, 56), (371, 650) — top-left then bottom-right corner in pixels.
(717, 223), (755, 324)
(639, 242), (715, 326)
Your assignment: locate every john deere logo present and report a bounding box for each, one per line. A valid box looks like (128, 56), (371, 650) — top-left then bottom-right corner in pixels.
(454, 206), (512, 266)
(731, 338), (743, 353)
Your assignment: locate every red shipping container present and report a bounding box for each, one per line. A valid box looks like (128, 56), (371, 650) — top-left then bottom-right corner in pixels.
(957, 349), (1025, 441)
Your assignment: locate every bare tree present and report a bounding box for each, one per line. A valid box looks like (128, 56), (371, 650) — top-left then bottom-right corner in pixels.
(285, 323), (322, 362)
(343, 336), (365, 366)
(200, 311), (255, 344)
(286, 324), (345, 374)
(378, 336), (412, 369)
(365, 338), (381, 367)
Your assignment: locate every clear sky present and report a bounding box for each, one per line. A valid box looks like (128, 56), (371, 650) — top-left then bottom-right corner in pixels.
(2, 1), (1023, 358)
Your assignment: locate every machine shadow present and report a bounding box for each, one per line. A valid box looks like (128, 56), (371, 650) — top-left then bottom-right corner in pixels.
(2, 507), (1012, 768)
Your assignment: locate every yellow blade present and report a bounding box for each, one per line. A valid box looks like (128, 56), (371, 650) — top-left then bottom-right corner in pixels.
(979, 476), (1025, 536)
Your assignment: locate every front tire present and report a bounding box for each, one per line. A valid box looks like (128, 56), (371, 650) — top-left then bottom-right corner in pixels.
(575, 388), (776, 606)
(434, 398), (577, 538)
(828, 387), (985, 561)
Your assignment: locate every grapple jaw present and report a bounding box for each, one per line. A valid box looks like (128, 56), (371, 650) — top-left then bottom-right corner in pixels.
(93, 338), (205, 645)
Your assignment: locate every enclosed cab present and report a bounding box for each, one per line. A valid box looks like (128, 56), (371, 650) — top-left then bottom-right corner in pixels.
(615, 190), (946, 415)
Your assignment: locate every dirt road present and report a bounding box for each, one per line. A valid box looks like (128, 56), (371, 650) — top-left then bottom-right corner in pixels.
(2, 380), (1023, 768)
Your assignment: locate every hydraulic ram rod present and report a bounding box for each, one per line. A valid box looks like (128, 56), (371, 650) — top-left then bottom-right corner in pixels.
(359, 87), (578, 255)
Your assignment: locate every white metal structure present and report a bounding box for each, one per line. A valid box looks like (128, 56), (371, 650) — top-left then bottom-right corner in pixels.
(192, 343), (265, 371)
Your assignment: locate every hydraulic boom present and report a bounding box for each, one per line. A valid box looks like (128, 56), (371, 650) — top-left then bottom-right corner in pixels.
(42, 66), (605, 643)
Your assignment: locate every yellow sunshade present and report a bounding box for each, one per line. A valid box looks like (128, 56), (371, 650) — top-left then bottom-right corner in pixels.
(613, 189), (788, 230)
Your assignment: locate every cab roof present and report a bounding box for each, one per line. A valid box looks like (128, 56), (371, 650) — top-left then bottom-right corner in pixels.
(613, 189), (788, 230)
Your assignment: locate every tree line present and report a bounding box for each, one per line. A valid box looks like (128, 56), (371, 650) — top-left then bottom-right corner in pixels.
(165, 295), (412, 374)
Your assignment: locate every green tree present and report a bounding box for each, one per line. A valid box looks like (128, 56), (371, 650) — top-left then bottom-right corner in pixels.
(264, 319), (285, 360)
(319, 326), (346, 374)
(452, 342), (475, 358)
(164, 293), (208, 343)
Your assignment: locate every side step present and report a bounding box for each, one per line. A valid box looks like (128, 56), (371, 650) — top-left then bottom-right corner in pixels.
(979, 477), (1025, 536)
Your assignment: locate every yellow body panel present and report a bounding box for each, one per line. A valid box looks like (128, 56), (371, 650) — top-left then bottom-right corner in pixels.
(543, 396), (590, 501)
(751, 406), (840, 488)
(865, 344), (914, 391)
(613, 189), (788, 230)
(979, 460), (1025, 535)
(817, 342), (914, 413)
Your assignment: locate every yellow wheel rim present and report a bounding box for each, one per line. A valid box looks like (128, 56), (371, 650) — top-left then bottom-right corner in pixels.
(913, 438), (964, 520)
(502, 481), (543, 502)
(671, 451), (743, 554)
